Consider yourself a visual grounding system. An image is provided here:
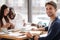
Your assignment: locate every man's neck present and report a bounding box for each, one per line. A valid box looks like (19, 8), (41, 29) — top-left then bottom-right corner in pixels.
(50, 16), (56, 21)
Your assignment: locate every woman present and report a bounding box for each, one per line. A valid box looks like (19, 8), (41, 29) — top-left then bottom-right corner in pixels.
(0, 4), (14, 30)
(0, 4), (15, 40)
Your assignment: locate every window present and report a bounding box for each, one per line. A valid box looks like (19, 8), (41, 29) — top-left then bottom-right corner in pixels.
(32, 0), (50, 26)
(7, 0), (28, 28)
(8, 0), (28, 21)
(0, 0), (6, 6)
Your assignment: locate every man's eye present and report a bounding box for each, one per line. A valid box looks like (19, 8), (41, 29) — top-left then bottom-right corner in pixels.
(49, 8), (52, 10)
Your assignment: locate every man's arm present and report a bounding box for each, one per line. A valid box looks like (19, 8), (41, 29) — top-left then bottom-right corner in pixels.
(32, 27), (48, 31)
(39, 22), (60, 40)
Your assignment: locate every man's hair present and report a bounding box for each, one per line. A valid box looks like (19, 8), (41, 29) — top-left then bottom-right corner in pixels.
(45, 1), (57, 9)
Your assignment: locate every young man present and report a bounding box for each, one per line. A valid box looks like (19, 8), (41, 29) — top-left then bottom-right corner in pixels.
(26, 1), (60, 40)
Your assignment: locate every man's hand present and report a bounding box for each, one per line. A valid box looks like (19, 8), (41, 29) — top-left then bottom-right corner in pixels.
(31, 28), (38, 31)
(26, 32), (33, 38)
(26, 32), (39, 40)
(34, 35), (39, 40)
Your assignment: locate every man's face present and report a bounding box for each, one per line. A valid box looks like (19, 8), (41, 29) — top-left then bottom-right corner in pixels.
(46, 5), (57, 17)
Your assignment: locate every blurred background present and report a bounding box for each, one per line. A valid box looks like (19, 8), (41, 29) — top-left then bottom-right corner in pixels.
(0, 0), (60, 27)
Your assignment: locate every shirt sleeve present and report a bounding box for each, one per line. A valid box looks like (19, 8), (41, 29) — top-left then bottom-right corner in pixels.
(45, 27), (48, 31)
(39, 22), (60, 40)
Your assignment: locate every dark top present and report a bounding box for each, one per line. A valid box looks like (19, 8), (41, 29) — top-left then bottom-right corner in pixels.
(39, 17), (60, 40)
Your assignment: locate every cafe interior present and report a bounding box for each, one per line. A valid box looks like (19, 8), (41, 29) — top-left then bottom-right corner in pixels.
(0, 0), (60, 40)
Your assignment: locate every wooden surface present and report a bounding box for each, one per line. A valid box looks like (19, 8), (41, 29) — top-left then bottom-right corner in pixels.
(0, 34), (26, 40)
(0, 30), (47, 40)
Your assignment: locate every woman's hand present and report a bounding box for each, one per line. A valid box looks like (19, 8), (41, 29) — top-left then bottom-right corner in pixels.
(3, 23), (14, 29)
(3, 23), (11, 28)
(9, 23), (15, 29)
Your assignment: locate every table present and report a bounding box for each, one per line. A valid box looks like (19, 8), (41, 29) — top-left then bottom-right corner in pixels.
(0, 27), (47, 40)
(0, 31), (46, 40)
(0, 33), (26, 40)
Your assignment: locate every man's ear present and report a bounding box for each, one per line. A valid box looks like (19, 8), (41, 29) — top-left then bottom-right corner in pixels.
(55, 9), (57, 11)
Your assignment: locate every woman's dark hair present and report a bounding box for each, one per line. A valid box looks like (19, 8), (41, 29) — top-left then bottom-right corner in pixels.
(8, 7), (16, 20)
(0, 4), (9, 27)
(0, 4), (8, 17)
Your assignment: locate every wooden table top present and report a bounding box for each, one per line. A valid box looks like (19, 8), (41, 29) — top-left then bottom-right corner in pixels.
(0, 29), (47, 40)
